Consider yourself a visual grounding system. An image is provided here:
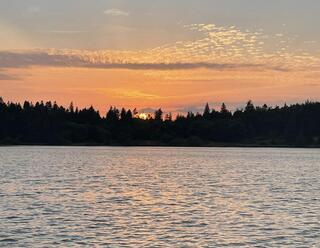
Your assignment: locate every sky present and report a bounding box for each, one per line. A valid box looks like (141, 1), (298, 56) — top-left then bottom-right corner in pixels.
(0, 0), (319, 113)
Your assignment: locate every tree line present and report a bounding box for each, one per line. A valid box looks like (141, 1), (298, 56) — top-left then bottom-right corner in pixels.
(0, 97), (319, 147)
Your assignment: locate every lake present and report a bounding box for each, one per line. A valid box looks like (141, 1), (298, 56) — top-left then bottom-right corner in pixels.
(0, 147), (319, 247)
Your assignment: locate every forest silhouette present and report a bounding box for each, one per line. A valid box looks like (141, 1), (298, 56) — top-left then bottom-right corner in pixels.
(0, 97), (319, 147)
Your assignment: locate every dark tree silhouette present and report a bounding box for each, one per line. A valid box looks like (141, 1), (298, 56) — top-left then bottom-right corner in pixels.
(203, 103), (211, 119)
(106, 107), (119, 122)
(120, 108), (127, 121)
(0, 97), (319, 147)
(220, 103), (228, 113)
(125, 109), (133, 121)
(69, 102), (74, 113)
(245, 100), (255, 112)
(154, 108), (163, 121)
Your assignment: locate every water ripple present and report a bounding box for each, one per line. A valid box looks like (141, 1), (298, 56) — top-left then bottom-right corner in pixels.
(0, 147), (319, 247)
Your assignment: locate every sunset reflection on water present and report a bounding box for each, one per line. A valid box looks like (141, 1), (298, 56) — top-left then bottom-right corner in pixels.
(0, 147), (319, 247)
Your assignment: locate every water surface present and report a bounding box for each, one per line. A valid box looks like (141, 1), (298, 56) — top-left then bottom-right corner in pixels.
(0, 147), (319, 247)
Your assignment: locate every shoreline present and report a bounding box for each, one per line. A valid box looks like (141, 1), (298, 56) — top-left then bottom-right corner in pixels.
(1, 143), (319, 149)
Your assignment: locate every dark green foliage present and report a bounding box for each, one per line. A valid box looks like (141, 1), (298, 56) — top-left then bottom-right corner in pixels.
(0, 98), (319, 147)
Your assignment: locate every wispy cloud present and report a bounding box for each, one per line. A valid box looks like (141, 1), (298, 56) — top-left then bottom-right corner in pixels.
(0, 23), (319, 74)
(104, 9), (130, 17)
(112, 89), (161, 100)
(0, 70), (20, 81)
(139, 107), (157, 113)
(0, 51), (271, 71)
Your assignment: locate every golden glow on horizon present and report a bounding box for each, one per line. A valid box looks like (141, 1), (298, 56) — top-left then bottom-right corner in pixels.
(0, 23), (319, 112)
(138, 113), (149, 120)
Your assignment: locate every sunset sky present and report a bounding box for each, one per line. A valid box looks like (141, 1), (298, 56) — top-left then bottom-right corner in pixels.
(0, 0), (319, 113)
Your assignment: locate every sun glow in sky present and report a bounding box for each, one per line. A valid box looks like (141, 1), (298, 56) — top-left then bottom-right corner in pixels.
(0, 0), (319, 113)
(138, 113), (149, 120)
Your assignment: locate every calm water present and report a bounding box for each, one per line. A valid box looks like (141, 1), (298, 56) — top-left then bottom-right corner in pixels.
(0, 147), (319, 247)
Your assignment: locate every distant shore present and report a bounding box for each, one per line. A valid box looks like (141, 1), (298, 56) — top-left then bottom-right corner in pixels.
(1, 142), (319, 149)
(1, 99), (320, 148)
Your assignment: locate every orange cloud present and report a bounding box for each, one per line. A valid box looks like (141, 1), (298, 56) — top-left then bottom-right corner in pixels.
(0, 23), (319, 112)
(1, 23), (319, 74)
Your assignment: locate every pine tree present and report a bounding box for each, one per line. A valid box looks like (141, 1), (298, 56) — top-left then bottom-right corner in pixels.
(120, 108), (127, 120)
(126, 109), (133, 120)
(220, 103), (229, 114)
(69, 102), (74, 113)
(203, 103), (210, 118)
(154, 108), (163, 121)
(245, 100), (255, 112)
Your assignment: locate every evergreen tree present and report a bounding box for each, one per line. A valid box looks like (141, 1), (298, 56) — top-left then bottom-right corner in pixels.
(120, 108), (127, 120)
(106, 107), (119, 122)
(245, 100), (255, 112)
(220, 103), (229, 114)
(69, 102), (74, 113)
(0, 96), (319, 147)
(154, 108), (163, 121)
(126, 109), (133, 120)
(203, 103), (210, 118)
